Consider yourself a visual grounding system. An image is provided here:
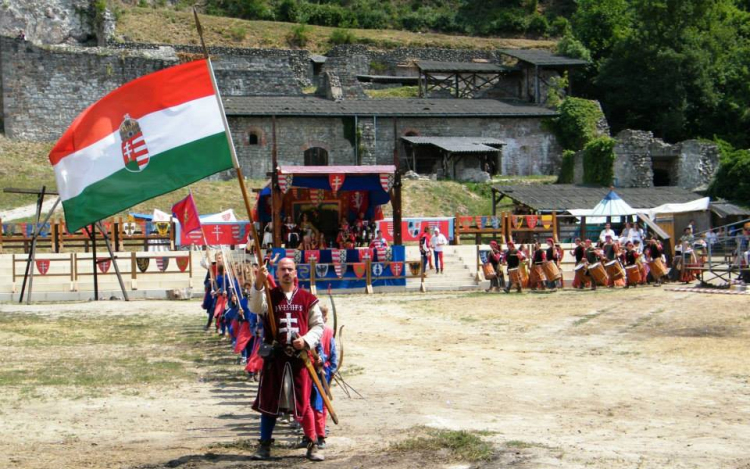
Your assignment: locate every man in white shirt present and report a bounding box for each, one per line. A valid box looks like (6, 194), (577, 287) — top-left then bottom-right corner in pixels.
(599, 223), (616, 244)
(431, 228), (448, 274)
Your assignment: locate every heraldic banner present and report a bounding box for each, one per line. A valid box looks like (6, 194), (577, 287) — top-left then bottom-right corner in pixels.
(48, 59), (234, 232)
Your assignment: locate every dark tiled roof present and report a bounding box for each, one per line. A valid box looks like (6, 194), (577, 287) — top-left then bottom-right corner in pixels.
(499, 49), (589, 67)
(416, 61), (508, 73)
(493, 185), (702, 211)
(223, 96), (557, 117)
(711, 202), (750, 217)
(402, 136), (504, 153)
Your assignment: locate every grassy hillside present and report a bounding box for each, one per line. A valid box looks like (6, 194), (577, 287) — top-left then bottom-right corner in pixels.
(113, 4), (556, 52)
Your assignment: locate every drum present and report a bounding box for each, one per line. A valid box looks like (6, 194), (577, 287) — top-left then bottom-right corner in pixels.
(574, 262), (588, 286)
(542, 261), (562, 281)
(588, 262), (609, 286)
(649, 257), (668, 279)
(605, 260), (625, 280)
(625, 264), (642, 284)
(530, 264), (545, 288)
(508, 267), (523, 286)
(520, 262), (530, 287)
(482, 263), (496, 280)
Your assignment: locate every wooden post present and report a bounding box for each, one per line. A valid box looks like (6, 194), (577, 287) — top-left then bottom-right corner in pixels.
(69, 253), (75, 291)
(188, 250), (193, 289)
(553, 212), (559, 242)
(475, 245), (481, 282)
(96, 221), (129, 301)
(73, 252), (78, 291)
(11, 254), (15, 292)
(454, 213), (461, 245)
(310, 257), (317, 295)
(420, 255), (427, 293)
(365, 258), (373, 294)
(392, 118), (403, 246)
(131, 252), (137, 290)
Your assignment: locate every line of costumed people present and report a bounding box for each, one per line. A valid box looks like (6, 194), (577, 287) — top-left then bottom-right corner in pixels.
(200, 250), (338, 462)
(483, 231), (673, 293)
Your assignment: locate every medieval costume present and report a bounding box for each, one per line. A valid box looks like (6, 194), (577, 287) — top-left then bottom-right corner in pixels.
(502, 241), (526, 293)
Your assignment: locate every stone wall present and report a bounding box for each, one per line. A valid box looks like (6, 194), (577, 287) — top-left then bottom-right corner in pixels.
(0, 36), (177, 141)
(229, 115), (561, 179)
(0, 0), (99, 45)
(571, 129), (719, 191)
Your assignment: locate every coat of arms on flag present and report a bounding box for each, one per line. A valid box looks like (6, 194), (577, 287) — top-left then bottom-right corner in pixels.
(97, 257), (111, 274)
(304, 250), (320, 264)
(329, 174), (345, 194)
(407, 220), (420, 238)
(525, 215), (538, 229)
(136, 257), (150, 272)
(358, 248), (373, 261)
(36, 259), (50, 275)
(297, 264), (310, 280)
(372, 262), (384, 277)
(176, 256), (189, 272)
(156, 257), (170, 272)
(390, 261), (403, 277)
(379, 173), (394, 192)
(332, 249), (346, 278)
(278, 173), (292, 194)
(120, 114), (150, 173)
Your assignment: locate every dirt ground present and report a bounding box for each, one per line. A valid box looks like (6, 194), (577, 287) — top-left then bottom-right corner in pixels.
(1, 288), (750, 469)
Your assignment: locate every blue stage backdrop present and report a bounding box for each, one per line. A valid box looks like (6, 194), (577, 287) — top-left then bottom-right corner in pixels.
(271, 245), (406, 289)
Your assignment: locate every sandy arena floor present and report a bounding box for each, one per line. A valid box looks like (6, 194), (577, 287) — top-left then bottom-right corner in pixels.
(1, 288), (749, 468)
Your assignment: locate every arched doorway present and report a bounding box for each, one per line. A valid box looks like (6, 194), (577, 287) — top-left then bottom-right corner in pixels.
(304, 147), (329, 166)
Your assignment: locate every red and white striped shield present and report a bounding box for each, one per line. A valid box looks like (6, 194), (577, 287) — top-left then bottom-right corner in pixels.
(329, 174), (345, 194)
(380, 173), (394, 192)
(385, 221), (394, 237)
(332, 249), (346, 278)
(97, 257), (111, 274)
(120, 115), (149, 173)
(285, 249), (296, 260)
(176, 256), (189, 272)
(391, 262), (403, 277)
(35, 259), (50, 275)
(278, 173), (292, 194)
(352, 263), (366, 279)
(156, 257), (170, 272)
(475, 216), (483, 228)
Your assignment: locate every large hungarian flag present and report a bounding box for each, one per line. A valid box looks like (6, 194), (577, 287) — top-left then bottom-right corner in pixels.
(49, 59), (234, 232)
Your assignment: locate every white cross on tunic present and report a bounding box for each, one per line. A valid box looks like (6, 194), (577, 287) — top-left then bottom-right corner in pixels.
(279, 312), (299, 343)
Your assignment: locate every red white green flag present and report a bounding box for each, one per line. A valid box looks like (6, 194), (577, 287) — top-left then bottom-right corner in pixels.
(49, 59), (234, 232)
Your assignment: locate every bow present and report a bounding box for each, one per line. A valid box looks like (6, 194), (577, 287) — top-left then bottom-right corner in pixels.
(328, 284), (338, 339)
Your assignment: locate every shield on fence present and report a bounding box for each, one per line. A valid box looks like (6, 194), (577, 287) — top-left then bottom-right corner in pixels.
(136, 257), (150, 272)
(479, 250), (489, 264)
(511, 216), (522, 229)
(334, 262), (346, 278)
(304, 250), (320, 264)
(525, 215), (538, 230)
(294, 249), (303, 265)
(358, 248), (373, 261)
(386, 247), (393, 262)
(35, 259), (50, 275)
(97, 257), (111, 274)
(460, 216), (471, 231)
(541, 215), (553, 229)
(37, 223), (51, 237)
(285, 249), (296, 260)
(491, 216), (500, 229)
(380, 173), (394, 192)
(476, 216), (483, 228)
(408, 261), (421, 276)
(176, 257), (189, 272)
(352, 263), (366, 279)
(315, 263), (329, 278)
(407, 220), (420, 238)
(372, 262), (384, 277)
(123, 222), (137, 236)
(156, 257), (170, 272)
(278, 173), (290, 194)
(297, 265), (310, 280)
(391, 262), (403, 277)
(156, 222), (170, 236)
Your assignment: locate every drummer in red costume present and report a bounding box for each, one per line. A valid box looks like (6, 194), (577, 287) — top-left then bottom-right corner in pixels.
(250, 258), (326, 462)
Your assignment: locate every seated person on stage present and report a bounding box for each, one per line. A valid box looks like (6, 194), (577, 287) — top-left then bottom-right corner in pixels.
(336, 227), (355, 249)
(284, 216), (300, 249)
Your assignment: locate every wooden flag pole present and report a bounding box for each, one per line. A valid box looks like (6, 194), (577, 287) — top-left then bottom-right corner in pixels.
(193, 8), (278, 340)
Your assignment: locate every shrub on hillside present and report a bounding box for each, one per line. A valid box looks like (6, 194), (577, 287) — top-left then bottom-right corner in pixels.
(551, 97), (604, 151)
(329, 28), (355, 45)
(527, 14), (549, 37)
(287, 23), (311, 48)
(708, 140), (750, 203)
(582, 137), (616, 186)
(557, 149), (576, 184)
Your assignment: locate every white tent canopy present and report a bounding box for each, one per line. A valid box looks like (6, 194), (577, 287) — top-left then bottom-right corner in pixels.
(199, 209), (238, 223)
(568, 190), (645, 224)
(647, 197), (710, 218)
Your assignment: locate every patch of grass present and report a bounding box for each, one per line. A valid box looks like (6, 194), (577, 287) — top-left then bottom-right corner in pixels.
(114, 6), (556, 53)
(365, 86), (419, 99)
(301, 85), (317, 94)
(0, 136), (57, 209)
(392, 427), (494, 462)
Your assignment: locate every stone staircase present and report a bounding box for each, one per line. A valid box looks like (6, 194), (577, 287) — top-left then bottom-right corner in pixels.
(405, 246), (483, 292)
